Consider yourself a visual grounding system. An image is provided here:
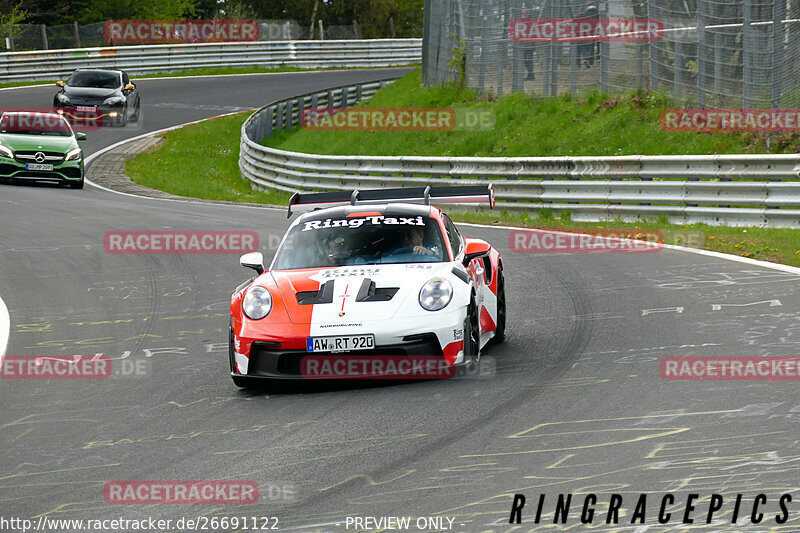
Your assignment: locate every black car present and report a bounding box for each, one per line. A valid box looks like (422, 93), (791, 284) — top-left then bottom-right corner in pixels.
(53, 69), (141, 127)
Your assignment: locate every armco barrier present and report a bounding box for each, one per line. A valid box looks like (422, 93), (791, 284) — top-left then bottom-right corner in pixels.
(239, 77), (800, 228)
(0, 39), (422, 82)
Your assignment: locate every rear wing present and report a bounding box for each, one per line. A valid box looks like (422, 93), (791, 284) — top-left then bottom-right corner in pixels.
(287, 185), (495, 217)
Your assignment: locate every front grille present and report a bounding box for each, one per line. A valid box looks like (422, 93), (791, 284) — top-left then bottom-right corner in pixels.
(14, 151), (65, 164)
(248, 336), (443, 377)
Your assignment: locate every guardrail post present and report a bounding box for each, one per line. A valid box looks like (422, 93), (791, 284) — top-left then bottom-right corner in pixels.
(276, 102), (285, 130)
(285, 99), (294, 128)
(599, 2), (608, 93)
(341, 87), (350, 108)
(265, 107), (274, 138)
(355, 84), (363, 103)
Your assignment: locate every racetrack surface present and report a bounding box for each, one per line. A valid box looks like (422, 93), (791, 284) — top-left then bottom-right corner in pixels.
(1, 69), (799, 532)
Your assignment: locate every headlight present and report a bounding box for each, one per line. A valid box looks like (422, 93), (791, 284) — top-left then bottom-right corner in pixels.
(56, 93), (70, 104)
(419, 278), (453, 312)
(0, 145), (12, 159)
(103, 96), (126, 106)
(65, 148), (82, 161)
(242, 286), (272, 320)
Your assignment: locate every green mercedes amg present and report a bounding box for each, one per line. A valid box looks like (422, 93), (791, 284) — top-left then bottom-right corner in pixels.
(0, 111), (86, 189)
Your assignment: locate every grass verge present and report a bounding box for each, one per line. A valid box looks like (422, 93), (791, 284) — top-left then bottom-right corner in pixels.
(125, 112), (290, 205)
(267, 69), (800, 156)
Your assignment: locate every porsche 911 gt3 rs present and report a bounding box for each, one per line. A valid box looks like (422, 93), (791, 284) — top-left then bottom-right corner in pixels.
(228, 186), (505, 388)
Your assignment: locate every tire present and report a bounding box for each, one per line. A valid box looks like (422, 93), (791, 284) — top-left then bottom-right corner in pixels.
(115, 106), (127, 127)
(491, 268), (506, 344)
(130, 99), (140, 123)
(67, 179), (84, 190)
(463, 296), (480, 369)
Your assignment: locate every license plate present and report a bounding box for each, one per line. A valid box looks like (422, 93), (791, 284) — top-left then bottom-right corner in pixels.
(76, 106), (97, 112)
(26, 163), (53, 171)
(306, 334), (375, 353)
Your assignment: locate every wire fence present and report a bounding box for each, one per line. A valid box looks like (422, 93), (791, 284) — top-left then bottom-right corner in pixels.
(422, 0), (800, 107)
(4, 19), (401, 52)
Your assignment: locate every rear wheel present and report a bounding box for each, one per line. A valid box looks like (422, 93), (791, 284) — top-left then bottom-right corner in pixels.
(491, 268), (506, 344)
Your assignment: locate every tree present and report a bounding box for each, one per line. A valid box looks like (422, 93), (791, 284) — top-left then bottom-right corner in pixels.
(0, 1), (26, 48)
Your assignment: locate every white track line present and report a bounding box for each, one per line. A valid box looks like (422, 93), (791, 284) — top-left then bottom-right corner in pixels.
(0, 294), (9, 362)
(457, 222), (800, 276)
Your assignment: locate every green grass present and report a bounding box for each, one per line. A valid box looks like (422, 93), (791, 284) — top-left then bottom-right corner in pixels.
(125, 112), (291, 205)
(267, 69), (800, 156)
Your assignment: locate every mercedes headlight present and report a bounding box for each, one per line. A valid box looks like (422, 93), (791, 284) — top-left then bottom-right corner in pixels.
(103, 96), (126, 106)
(65, 148), (82, 161)
(419, 278), (453, 312)
(56, 93), (70, 104)
(0, 145), (12, 159)
(242, 286), (272, 320)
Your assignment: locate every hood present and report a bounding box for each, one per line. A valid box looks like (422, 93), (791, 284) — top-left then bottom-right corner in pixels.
(270, 263), (456, 324)
(63, 86), (120, 99)
(0, 133), (77, 152)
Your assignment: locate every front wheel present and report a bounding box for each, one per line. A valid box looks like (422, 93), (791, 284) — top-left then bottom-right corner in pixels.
(463, 296), (480, 368)
(491, 268), (506, 344)
(65, 179), (84, 189)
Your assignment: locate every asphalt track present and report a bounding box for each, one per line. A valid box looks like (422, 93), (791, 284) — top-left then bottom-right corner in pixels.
(1, 69), (800, 532)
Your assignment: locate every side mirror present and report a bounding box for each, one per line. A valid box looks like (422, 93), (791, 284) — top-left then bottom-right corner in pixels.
(240, 252), (264, 275)
(124, 83), (135, 91)
(75, 132), (87, 141)
(462, 239), (491, 267)
(56, 80), (65, 87)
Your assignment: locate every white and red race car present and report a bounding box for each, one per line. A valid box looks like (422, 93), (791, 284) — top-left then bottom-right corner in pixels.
(228, 186), (505, 388)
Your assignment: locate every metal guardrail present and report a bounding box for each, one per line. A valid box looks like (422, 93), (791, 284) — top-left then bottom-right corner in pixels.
(240, 77), (800, 228)
(0, 39), (422, 82)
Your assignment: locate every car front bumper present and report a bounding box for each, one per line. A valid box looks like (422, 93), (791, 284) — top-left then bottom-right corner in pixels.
(0, 158), (84, 184)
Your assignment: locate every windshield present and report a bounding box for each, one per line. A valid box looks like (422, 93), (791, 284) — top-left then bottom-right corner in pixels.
(0, 113), (72, 136)
(67, 71), (121, 89)
(273, 215), (447, 270)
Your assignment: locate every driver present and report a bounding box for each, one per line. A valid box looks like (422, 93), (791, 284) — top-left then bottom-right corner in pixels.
(320, 233), (349, 266)
(400, 226), (435, 256)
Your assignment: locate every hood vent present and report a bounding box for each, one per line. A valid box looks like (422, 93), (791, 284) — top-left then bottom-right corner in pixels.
(296, 280), (334, 305)
(356, 278), (399, 302)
